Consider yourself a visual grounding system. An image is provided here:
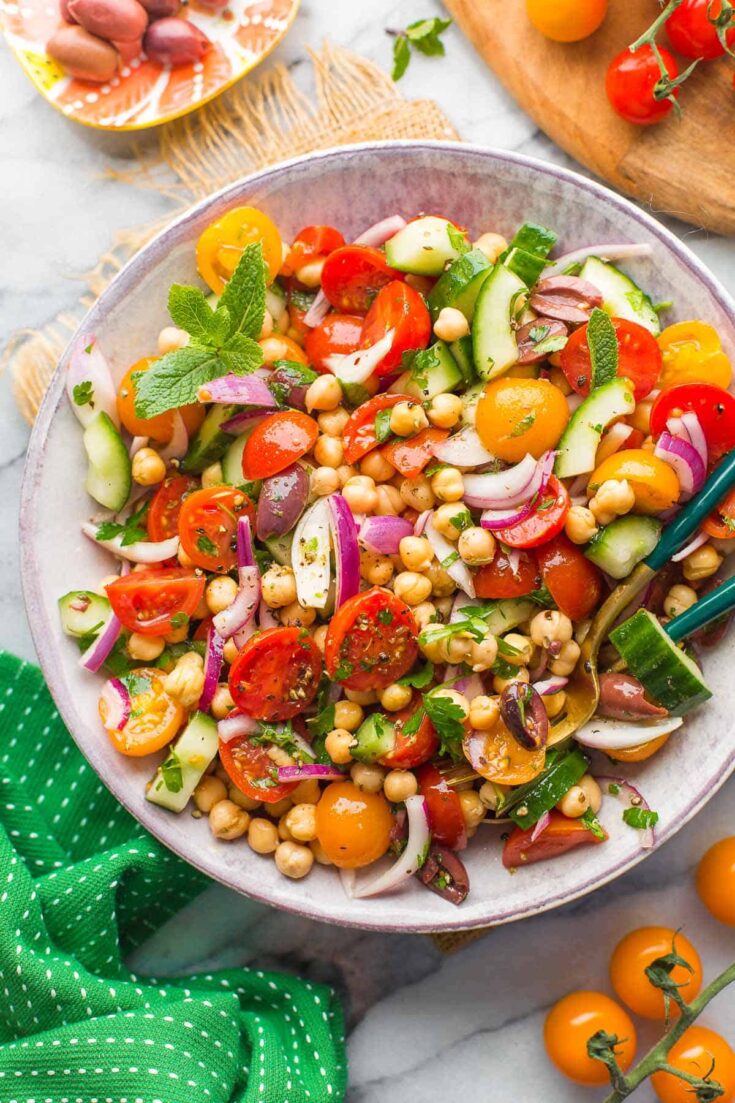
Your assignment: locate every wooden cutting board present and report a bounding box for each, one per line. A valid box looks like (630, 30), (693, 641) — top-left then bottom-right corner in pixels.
(444, 0), (735, 234)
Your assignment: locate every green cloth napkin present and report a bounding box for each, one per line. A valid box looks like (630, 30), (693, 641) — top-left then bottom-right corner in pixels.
(0, 652), (347, 1103)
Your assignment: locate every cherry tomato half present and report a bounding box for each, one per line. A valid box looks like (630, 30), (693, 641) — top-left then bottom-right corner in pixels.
(147, 474), (198, 542)
(241, 410), (318, 480)
(378, 693), (439, 769)
(697, 836), (735, 925)
(505, 811), (608, 871)
(702, 487), (735, 540)
(526, 0), (607, 42)
(178, 486), (255, 573)
(106, 569), (205, 636)
(100, 667), (185, 756)
(493, 476), (570, 549)
(304, 313), (363, 373)
(382, 427), (449, 478)
(324, 588), (419, 692)
(315, 781), (394, 868)
(359, 281), (432, 376)
(560, 318), (663, 400)
(117, 359), (205, 444)
(605, 44), (679, 127)
(463, 719), (546, 786)
(658, 321), (732, 391)
(196, 205), (282, 292)
(416, 763), (468, 851)
(474, 547), (540, 599)
(228, 627), (323, 722)
(536, 535), (604, 620)
(650, 383), (735, 465)
(320, 245), (402, 313)
(652, 1027), (735, 1103)
(283, 224), (345, 276)
(219, 731), (298, 804)
(544, 990), (636, 1085)
(666, 0), (735, 59)
(610, 927), (702, 1020)
(343, 393), (414, 464)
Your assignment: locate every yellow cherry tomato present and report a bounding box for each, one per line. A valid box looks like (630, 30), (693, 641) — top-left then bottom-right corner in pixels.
(658, 321), (732, 391)
(652, 1027), (735, 1103)
(610, 927), (702, 1020)
(589, 448), (680, 514)
(314, 781), (393, 869)
(463, 718), (546, 786)
(544, 991), (636, 1085)
(697, 836), (735, 925)
(99, 668), (184, 757)
(606, 733), (671, 763)
(116, 358), (205, 443)
(196, 206), (283, 294)
(475, 377), (569, 463)
(526, 0), (608, 42)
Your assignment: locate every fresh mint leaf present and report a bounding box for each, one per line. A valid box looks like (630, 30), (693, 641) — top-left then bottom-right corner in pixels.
(390, 17), (451, 81)
(533, 333), (567, 358)
(392, 34), (411, 80)
(218, 333), (263, 376)
(134, 345), (222, 419)
(218, 241), (266, 340)
(160, 749), (184, 793)
(73, 381), (94, 407)
(587, 307), (619, 389)
(168, 284), (221, 343)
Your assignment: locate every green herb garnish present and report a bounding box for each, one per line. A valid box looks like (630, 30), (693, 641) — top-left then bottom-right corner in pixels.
(73, 381), (94, 407)
(390, 16), (452, 81)
(622, 807), (660, 831)
(95, 500), (150, 547)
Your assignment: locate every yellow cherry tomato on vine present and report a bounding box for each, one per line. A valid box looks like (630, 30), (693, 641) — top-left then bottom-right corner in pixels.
(315, 781), (393, 869)
(196, 206), (282, 293)
(475, 377), (569, 463)
(526, 0), (608, 42)
(658, 321), (732, 391)
(651, 1027), (735, 1103)
(610, 927), (702, 1020)
(588, 448), (680, 514)
(697, 836), (735, 925)
(544, 991), (636, 1084)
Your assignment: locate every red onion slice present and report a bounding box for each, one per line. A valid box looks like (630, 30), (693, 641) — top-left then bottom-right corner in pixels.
(679, 411), (708, 469)
(217, 712), (260, 743)
(576, 715), (682, 752)
(220, 409), (268, 435)
(66, 334), (120, 429)
(543, 243), (653, 280)
(199, 626), (224, 713)
(237, 515), (255, 569)
(82, 522), (179, 564)
(672, 531), (709, 563)
(344, 795), (431, 899)
(533, 675), (569, 696)
(160, 411), (188, 461)
(480, 451), (555, 530)
(196, 373), (277, 408)
(276, 764), (346, 782)
(79, 613), (123, 673)
(595, 774), (658, 849)
(324, 328), (395, 385)
(530, 810), (551, 844)
(292, 497), (331, 609)
(654, 431), (705, 500)
(258, 599), (278, 630)
(425, 513), (476, 597)
(327, 493), (361, 608)
(413, 509), (431, 536)
(359, 515), (414, 555)
(214, 566), (260, 639)
(431, 426), (495, 468)
(99, 676), (131, 730)
(463, 453), (541, 510)
(354, 214), (407, 247)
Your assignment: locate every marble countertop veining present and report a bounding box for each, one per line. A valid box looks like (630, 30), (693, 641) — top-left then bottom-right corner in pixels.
(2, 2), (734, 1098)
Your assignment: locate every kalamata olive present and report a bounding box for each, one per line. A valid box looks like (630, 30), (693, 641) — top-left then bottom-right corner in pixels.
(269, 365), (313, 413)
(143, 16), (209, 65)
(67, 0), (148, 41)
(500, 682), (548, 750)
(529, 276), (604, 325)
(256, 463), (310, 540)
(418, 847), (469, 906)
(138, 0), (180, 16)
(598, 673), (668, 720)
(515, 318), (568, 364)
(47, 25), (119, 81)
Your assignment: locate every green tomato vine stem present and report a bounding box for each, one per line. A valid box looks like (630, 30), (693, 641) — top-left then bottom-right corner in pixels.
(628, 0), (699, 113)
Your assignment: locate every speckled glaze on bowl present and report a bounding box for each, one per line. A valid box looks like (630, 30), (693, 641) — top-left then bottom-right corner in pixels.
(21, 142), (735, 932)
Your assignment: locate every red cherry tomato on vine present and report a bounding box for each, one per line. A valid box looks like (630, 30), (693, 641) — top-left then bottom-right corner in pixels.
(320, 245), (402, 313)
(304, 313), (363, 373)
(360, 281), (432, 376)
(605, 44), (679, 126)
(228, 626), (323, 722)
(666, 0), (735, 59)
(650, 382), (735, 465)
(241, 410), (318, 480)
(560, 317), (663, 400)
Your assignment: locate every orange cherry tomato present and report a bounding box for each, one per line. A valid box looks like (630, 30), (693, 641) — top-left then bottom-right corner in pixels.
(147, 474), (198, 542)
(196, 205), (282, 293)
(219, 732), (298, 804)
(105, 569), (205, 637)
(241, 410), (318, 480)
(178, 486), (255, 573)
(359, 281), (432, 376)
(228, 627), (323, 722)
(610, 927), (702, 1020)
(282, 224), (345, 277)
(536, 535), (604, 620)
(381, 427), (450, 478)
(475, 377), (569, 462)
(544, 991), (636, 1085)
(560, 318), (662, 401)
(589, 449), (680, 514)
(474, 547), (540, 599)
(606, 733), (671, 762)
(697, 837), (735, 925)
(342, 393), (415, 465)
(305, 314), (363, 373)
(652, 1027), (735, 1103)
(702, 486), (735, 540)
(416, 763), (467, 850)
(100, 667), (184, 756)
(493, 475), (570, 549)
(324, 588), (419, 692)
(377, 693), (439, 769)
(463, 718), (546, 786)
(320, 245), (402, 313)
(315, 781), (393, 868)
(658, 321), (732, 391)
(526, 0), (607, 42)
(116, 359), (205, 444)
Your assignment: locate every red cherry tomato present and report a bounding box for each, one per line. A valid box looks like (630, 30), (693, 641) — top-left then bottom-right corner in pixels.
(605, 44), (679, 126)
(342, 393), (415, 464)
(666, 0), (735, 59)
(283, 224), (345, 276)
(474, 548), (540, 599)
(241, 410), (319, 480)
(381, 427), (450, 478)
(536, 534), (604, 620)
(702, 487), (735, 540)
(219, 732), (298, 804)
(324, 587), (419, 692)
(378, 693), (439, 769)
(360, 281), (432, 376)
(416, 763), (468, 851)
(320, 245), (402, 313)
(493, 476), (570, 549)
(147, 474), (198, 542)
(228, 627), (323, 722)
(650, 383), (735, 465)
(178, 486), (255, 573)
(304, 313), (363, 373)
(106, 568), (204, 636)
(503, 810), (607, 869)
(560, 317), (663, 401)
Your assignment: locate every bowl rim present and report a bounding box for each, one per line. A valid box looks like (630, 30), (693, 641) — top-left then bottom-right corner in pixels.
(21, 139), (735, 932)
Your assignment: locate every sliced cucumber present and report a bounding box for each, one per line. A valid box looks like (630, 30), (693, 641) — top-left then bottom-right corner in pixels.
(610, 609), (712, 715)
(481, 598), (538, 637)
(449, 336), (476, 385)
(181, 404), (237, 474)
(403, 341), (463, 401)
(58, 591), (112, 638)
(83, 411), (132, 511)
(460, 381), (486, 427)
(472, 264), (527, 380)
(427, 248), (492, 321)
(554, 377), (636, 479)
(221, 432), (256, 486)
(263, 531), (294, 567)
(504, 247), (548, 288)
(384, 216), (469, 277)
(502, 221), (558, 260)
(351, 712), (396, 764)
(146, 712), (219, 813)
(266, 282), (288, 324)
(585, 516), (662, 579)
(579, 257), (660, 335)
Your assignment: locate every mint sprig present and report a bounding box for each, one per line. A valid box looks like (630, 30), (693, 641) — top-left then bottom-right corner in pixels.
(587, 307), (619, 390)
(390, 16), (452, 81)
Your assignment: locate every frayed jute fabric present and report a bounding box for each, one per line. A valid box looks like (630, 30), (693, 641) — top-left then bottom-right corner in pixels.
(4, 41), (458, 424)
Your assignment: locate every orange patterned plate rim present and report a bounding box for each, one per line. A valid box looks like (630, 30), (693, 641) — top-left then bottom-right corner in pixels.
(0, 0), (300, 131)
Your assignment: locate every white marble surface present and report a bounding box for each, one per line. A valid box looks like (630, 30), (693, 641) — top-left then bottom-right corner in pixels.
(2, 1), (734, 1098)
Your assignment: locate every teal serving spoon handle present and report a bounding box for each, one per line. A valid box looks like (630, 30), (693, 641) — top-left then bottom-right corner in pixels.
(646, 448), (735, 571)
(666, 574), (735, 642)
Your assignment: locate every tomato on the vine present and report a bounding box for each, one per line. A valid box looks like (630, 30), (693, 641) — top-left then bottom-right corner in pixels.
(526, 0), (607, 42)
(606, 44), (679, 126)
(651, 1027), (735, 1103)
(697, 836), (735, 925)
(359, 281), (432, 376)
(304, 314), (363, 373)
(544, 990), (636, 1085)
(560, 317), (663, 400)
(666, 0), (735, 59)
(610, 927), (702, 1020)
(228, 627), (323, 722)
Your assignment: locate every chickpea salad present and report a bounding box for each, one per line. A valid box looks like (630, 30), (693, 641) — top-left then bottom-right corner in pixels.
(61, 207), (735, 905)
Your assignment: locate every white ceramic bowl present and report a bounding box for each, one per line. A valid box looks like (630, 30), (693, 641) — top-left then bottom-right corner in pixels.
(21, 141), (735, 932)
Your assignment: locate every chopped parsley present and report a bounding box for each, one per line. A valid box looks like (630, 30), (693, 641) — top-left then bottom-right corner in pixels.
(440, 550), (460, 570)
(333, 660), (354, 682)
(196, 533), (218, 556)
(424, 691), (466, 761)
(446, 222), (470, 255)
(511, 412), (537, 437)
(448, 509), (472, 532)
(377, 607), (394, 625)
(398, 660), (435, 689)
(95, 500), (150, 547)
(622, 807), (659, 831)
(374, 408), (394, 444)
(72, 380), (94, 407)
(160, 749), (184, 793)
(169, 612), (190, 630)
(580, 808), (606, 840)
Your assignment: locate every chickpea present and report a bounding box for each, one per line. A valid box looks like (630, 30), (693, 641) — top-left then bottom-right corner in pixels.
(132, 447), (166, 487)
(360, 549), (394, 586)
(313, 434), (344, 468)
(201, 461), (223, 489)
(556, 784), (590, 819)
(565, 505), (598, 545)
(427, 392), (463, 429)
(432, 687), (470, 719)
(431, 466), (465, 503)
(325, 728), (355, 765)
(412, 600), (438, 630)
(432, 502), (471, 541)
(342, 475), (379, 514)
(193, 775), (227, 813)
(279, 601), (316, 628)
(442, 635), (473, 665)
(266, 746), (295, 771)
(380, 682), (413, 712)
(318, 407), (350, 436)
(350, 762), (385, 793)
(578, 774), (602, 815)
(344, 687), (378, 705)
(295, 257), (325, 289)
(492, 667), (529, 694)
(306, 374), (342, 412)
(275, 840), (314, 879)
(127, 633), (165, 662)
(424, 561), (457, 598)
(399, 535), (434, 572)
(399, 475), (436, 511)
(469, 633), (499, 672)
(311, 466), (340, 497)
(458, 526), (496, 566)
(630, 395), (655, 435)
(383, 769), (418, 803)
(375, 484), (405, 516)
(433, 307), (470, 342)
(479, 780), (506, 811)
(434, 595), (455, 621)
(389, 400), (428, 437)
(394, 570), (433, 606)
(164, 621), (190, 645)
(158, 325), (189, 355)
(284, 802), (318, 842)
(223, 638), (239, 665)
(548, 639), (581, 677)
(228, 786), (261, 812)
(360, 450), (396, 483)
(261, 564), (297, 608)
(277, 813), (294, 842)
(310, 838), (332, 865)
(683, 544), (722, 582)
(259, 336), (298, 365)
(336, 464), (358, 488)
(663, 584), (698, 619)
(530, 610), (573, 649)
(205, 575), (238, 616)
(543, 691), (567, 720)
(209, 799), (251, 839)
(164, 651), (205, 710)
(458, 789), (486, 832)
(268, 796), (294, 819)
(211, 684), (235, 720)
(501, 633), (534, 666)
(258, 309), (274, 341)
(589, 479), (635, 526)
(327, 703), (360, 737)
(473, 232), (508, 263)
(420, 634), (447, 664)
(469, 695), (500, 731)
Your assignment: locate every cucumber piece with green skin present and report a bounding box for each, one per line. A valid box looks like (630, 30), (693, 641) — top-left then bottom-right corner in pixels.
(504, 247), (548, 288)
(384, 216), (469, 277)
(585, 516), (662, 579)
(146, 712), (219, 814)
(505, 748), (589, 829)
(427, 248), (492, 320)
(478, 598), (538, 637)
(449, 336), (476, 385)
(460, 381), (486, 426)
(402, 341), (463, 401)
(58, 591), (112, 638)
(220, 430), (266, 489)
(579, 256), (660, 336)
(83, 412), (132, 511)
(472, 264), (528, 380)
(266, 282), (288, 323)
(351, 712), (396, 764)
(610, 609), (712, 715)
(263, 532), (294, 567)
(554, 377), (636, 479)
(502, 222), (558, 261)
(181, 404), (237, 474)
